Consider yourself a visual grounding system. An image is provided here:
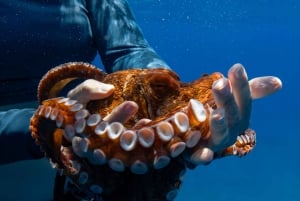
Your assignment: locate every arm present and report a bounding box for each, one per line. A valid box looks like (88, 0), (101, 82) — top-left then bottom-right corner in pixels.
(86, 0), (170, 72)
(0, 109), (43, 164)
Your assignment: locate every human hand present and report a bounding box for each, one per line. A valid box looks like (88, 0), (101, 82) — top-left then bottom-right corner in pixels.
(187, 63), (282, 165)
(67, 79), (114, 104)
(67, 79), (139, 123)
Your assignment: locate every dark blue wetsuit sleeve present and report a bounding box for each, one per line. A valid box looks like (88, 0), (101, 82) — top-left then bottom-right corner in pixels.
(86, 0), (170, 72)
(0, 109), (43, 164)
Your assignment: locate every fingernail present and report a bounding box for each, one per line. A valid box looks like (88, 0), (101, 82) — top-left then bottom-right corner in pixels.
(231, 64), (246, 79)
(213, 78), (226, 90)
(124, 101), (138, 115)
(213, 78), (231, 95)
(101, 84), (114, 92)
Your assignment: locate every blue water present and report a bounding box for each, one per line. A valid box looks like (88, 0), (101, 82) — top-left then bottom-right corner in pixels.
(0, 0), (299, 200)
(134, 1), (300, 200)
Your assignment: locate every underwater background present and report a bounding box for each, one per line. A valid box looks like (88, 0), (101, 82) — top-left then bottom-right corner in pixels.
(0, 0), (298, 200)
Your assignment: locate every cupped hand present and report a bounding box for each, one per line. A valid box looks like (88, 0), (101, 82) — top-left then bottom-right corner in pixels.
(189, 63), (282, 165)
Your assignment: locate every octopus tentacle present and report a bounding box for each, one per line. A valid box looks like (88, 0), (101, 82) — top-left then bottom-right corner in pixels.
(38, 62), (105, 103)
(216, 128), (256, 158)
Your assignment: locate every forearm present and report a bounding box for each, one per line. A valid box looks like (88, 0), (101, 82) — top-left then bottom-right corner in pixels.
(86, 0), (170, 72)
(0, 109), (43, 164)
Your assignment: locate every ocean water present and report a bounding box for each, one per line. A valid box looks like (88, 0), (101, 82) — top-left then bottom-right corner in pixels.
(0, 0), (299, 200)
(130, 1), (299, 201)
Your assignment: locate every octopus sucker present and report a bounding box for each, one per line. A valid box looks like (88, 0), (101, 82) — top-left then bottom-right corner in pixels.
(187, 99), (207, 124)
(184, 130), (202, 148)
(108, 158), (126, 172)
(168, 140), (186, 158)
(119, 130), (138, 151)
(155, 121), (174, 142)
(91, 149), (107, 165)
(107, 122), (124, 140)
(63, 124), (75, 141)
(153, 145), (171, 169)
(166, 189), (178, 201)
(86, 114), (102, 126)
(94, 121), (109, 136)
(30, 62), (257, 200)
(72, 136), (89, 157)
(74, 118), (86, 133)
(89, 184), (103, 194)
(188, 147), (215, 165)
(75, 109), (89, 120)
(130, 160), (148, 174)
(137, 127), (155, 148)
(78, 171), (89, 184)
(70, 103), (84, 112)
(169, 112), (190, 133)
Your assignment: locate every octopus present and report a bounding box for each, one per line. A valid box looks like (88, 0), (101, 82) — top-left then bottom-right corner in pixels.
(30, 62), (256, 201)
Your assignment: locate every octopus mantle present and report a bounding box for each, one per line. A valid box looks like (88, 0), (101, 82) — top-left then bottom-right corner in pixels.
(30, 62), (256, 200)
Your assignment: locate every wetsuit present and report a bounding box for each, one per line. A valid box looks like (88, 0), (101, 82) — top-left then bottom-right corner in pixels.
(0, 0), (169, 164)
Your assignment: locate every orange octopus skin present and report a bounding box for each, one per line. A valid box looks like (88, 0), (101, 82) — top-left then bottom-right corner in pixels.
(30, 62), (256, 201)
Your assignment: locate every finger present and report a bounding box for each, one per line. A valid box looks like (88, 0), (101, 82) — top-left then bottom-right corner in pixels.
(103, 101), (139, 123)
(208, 108), (230, 151)
(212, 78), (240, 143)
(228, 63), (252, 132)
(249, 76), (282, 99)
(67, 79), (114, 104)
